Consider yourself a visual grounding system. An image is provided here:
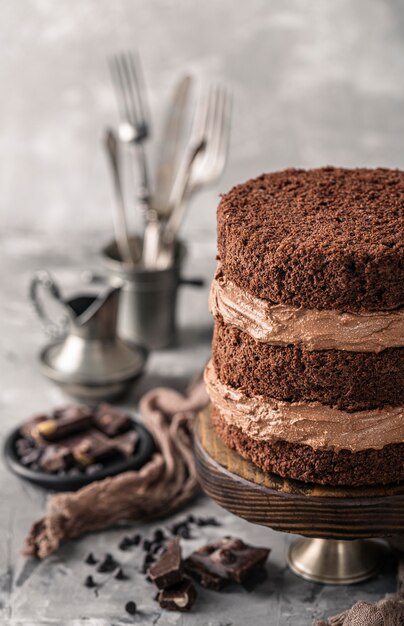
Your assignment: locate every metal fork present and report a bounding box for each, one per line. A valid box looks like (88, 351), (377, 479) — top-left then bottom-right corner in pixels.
(109, 51), (151, 204)
(186, 83), (232, 194)
(161, 83), (232, 256)
(110, 51), (160, 266)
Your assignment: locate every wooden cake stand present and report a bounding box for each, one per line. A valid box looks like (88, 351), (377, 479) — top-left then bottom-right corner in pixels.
(195, 406), (404, 585)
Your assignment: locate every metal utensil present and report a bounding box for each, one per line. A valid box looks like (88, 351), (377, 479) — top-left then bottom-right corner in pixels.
(187, 84), (232, 192)
(151, 138), (206, 270)
(153, 75), (193, 219)
(109, 50), (151, 207)
(103, 128), (136, 265)
(158, 83), (232, 267)
(163, 137), (206, 237)
(109, 52), (158, 267)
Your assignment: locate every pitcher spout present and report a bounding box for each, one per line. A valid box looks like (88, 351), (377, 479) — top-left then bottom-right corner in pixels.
(69, 285), (121, 340)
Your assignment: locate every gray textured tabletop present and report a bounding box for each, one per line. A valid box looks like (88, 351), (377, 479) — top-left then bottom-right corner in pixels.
(0, 233), (399, 626)
(2, 0), (404, 622)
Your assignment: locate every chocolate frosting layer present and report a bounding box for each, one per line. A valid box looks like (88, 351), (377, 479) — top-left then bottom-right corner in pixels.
(204, 361), (404, 452)
(209, 267), (404, 353)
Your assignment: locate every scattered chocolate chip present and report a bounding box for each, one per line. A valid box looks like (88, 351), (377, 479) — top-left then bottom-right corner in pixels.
(131, 533), (141, 546)
(115, 568), (129, 580)
(118, 536), (132, 551)
(170, 521), (188, 536)
(144, 553), (155, 565)
(195, 516), (221, 527)
(125, 601), (137, 615)
(85, 552), (98, 565)
(153, 529), (165, 543)
(84, 575), (97, 588)
(152, 543), (164, 555)
(142, 539), (152, 552)
(186, 514), (195, 524)
(142, 553), (155, 574)
(97, 553), (118, 573)
(158, 578), (196, 612)
(177, 526), (192, 539)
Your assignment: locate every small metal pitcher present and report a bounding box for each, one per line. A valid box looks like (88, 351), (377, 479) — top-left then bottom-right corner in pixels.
(100, 237), (204, 350)
(30, 271), (147, 400)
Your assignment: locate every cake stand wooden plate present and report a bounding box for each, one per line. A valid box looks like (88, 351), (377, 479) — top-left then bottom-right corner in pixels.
(194, 406), (404, 584)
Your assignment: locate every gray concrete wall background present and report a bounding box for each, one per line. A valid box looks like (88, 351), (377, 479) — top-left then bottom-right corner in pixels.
(1, 0), (404, 237)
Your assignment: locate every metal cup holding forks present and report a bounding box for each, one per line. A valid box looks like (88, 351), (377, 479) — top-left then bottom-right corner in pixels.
(100, 237), (204, 350)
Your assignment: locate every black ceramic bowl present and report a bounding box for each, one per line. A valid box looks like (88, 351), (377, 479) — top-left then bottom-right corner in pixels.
(3, 417), (155, 492)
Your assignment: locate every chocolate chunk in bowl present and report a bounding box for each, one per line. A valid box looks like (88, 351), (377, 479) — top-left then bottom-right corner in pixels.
(94, 403), (132, 436)
(34, 406), (93, 441)
(3, 403), (154, 491)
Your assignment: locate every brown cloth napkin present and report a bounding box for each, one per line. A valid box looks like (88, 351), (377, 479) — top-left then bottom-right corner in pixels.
(314, 557), (404, 626)
(23, 378), (209, 559)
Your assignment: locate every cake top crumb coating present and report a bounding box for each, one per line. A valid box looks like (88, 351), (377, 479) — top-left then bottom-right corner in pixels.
(217, 167), (404, 312)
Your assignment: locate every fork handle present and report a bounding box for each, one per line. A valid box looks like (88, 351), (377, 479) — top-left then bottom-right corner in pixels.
(131, 141), (151, 214)
(163, 138), (206, 243)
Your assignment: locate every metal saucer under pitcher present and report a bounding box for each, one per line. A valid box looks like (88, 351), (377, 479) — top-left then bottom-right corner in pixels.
(30, 271), (147, 401)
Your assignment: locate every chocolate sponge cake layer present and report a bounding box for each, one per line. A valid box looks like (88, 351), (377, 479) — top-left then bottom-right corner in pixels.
(218, 167), (404, 312)
(211, 405), (404, 486)
(212, 317), (404, 411)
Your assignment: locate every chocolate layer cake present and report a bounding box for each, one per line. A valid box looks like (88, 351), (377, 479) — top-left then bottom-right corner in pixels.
(205, 167), (404, 486)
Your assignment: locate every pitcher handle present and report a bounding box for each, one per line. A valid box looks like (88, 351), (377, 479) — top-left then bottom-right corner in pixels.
(29, 271), (69, 339)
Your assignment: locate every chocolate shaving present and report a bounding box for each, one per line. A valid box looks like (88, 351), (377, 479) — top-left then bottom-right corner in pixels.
(23, 378), (208, 559)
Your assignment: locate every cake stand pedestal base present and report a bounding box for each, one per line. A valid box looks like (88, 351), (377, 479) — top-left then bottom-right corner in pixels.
(287, 538), (383, 584)
(195, 406), (404, 585)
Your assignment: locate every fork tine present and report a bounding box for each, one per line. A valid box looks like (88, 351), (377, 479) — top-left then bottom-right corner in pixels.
(212, 86), (232, 177)
(110, 55), (132, 124)
(189, 81), (209, 142)
(196, 83), (220, 170)
(129, 51), (149, 128)
(204, 84), (219, 143)
(119, 52), (140, 127)
(206, 85), (223, 165)
(220, 87), (232, 165)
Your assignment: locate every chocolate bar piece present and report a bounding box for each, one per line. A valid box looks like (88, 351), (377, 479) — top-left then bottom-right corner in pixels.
(184, 537), (270, 590)
(158, 579), (196, 612)
(113, 431), (139, 458)
(148, 538), (183, 589)
(34, 406), (93, 441)
(20, 414), (48, 440)
(39, 445), (72, 473)
(60, 430), (120, 465)
(94, 404), (132, 436)
(16, 404), (141, 478)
